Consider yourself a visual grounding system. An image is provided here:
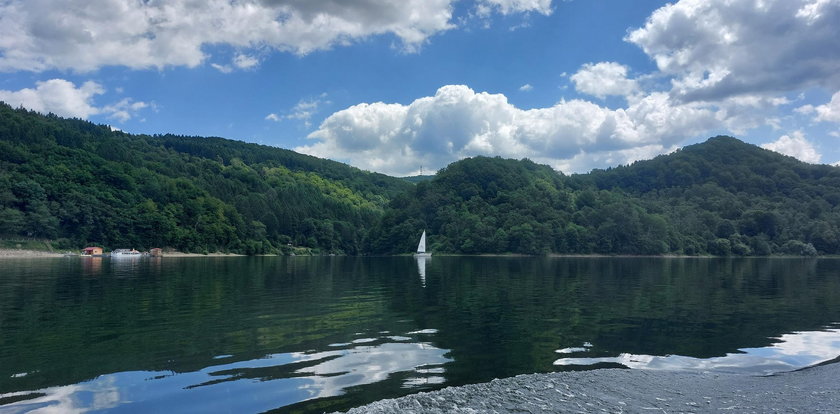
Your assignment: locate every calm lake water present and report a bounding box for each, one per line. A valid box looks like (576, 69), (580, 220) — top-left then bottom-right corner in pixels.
(1, 256), (839, 413)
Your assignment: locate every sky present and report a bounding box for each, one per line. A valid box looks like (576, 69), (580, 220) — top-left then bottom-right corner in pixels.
(1, 0), (839, 176)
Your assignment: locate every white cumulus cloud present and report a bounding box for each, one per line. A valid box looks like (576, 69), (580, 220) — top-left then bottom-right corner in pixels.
(102, 98), (149, 123)
(296, 85), (717, 175)
(0, 78), (149, 122)
(714, 94), (793, 135)
(798, 90), (840, 123)
(626, 0), (840, 103)
(0, 0), (556, 72)
(287, 99), (322, 122)
(571, 62), (638, 99)
(0, 79), (104, 119)
(297, 0), (840, 176)
(212, 53), (261, 74)
(211, 64), (234, 74)
(265, 95), (330, 127)
(233, 54), (259, 70)
(477, 0), (553, 16)
(761, 131), (822, 163)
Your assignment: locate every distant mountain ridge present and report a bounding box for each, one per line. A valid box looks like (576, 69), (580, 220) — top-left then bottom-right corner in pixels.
(370, 137), (840, 256)
(2, 103), (838, 256)
(585, 136), (840, 198)
(0, 102), (410, 254)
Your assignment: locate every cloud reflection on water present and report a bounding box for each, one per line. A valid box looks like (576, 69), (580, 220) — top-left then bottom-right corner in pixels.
(0, 376), (122, 414)
(0, 330), (449, 413)
(554, 327), (840, 376)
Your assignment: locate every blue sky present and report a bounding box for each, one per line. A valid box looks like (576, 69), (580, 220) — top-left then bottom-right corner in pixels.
(1, 0), (839, 176)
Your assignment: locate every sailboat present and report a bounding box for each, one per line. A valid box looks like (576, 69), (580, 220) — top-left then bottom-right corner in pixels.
(414, 230), (432, 257)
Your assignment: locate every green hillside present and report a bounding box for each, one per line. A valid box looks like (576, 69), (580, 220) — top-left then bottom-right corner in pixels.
(0, 103), (411, 254)
(400, 175), (435, 184)
(371, 137), (840, 256)
(580, 136), (840, 255)
(4, 103), (838, 256)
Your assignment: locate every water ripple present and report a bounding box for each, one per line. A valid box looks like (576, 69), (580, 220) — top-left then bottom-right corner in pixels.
(554, 327), (840, 375)
(0, 330), (450, 413)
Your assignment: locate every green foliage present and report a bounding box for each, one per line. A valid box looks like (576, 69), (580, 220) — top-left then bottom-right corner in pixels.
(4, 103), (838, 257)
(400, 175), (435, 184)
(578, 136), (840, 256)
(372, 137), (840, 256)
(0, 102), (411, 254)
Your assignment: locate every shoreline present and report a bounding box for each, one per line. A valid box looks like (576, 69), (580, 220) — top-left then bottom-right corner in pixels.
(0, 248), (244, 259)
(341, 363), (840, 413)
(1, 248), (832, 259)
(159, 252), (245, 257)
(0, 248), (65, 258)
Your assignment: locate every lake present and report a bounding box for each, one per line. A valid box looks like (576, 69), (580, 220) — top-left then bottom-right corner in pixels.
(1, 256), (839, 413)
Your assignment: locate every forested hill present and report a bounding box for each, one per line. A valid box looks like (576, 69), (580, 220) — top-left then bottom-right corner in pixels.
(584, 136), (840, 198)
(0, 102), (411, 254)
(370, 137), (840, 256)
(4, 103), (839, 256)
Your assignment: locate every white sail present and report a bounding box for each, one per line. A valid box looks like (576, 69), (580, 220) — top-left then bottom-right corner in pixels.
(417, 230), (426, 253)
(414, 231), (431, 257)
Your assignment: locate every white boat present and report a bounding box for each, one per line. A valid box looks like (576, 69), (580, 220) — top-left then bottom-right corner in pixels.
(414, 230), (432, 257)
(111, 249), (142, 257)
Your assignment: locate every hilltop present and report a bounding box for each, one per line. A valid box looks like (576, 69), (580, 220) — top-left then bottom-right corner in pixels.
(370, 137), (840, 256)
(0, 103), (411, 254)
(3, 103), (838, 256)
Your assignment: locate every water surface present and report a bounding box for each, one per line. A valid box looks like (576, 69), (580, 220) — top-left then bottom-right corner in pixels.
(1, 256), (839, 412)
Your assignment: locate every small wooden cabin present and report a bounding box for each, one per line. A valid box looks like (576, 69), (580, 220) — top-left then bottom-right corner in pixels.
(82, 246), (104, 256)
(149, 248), (163, 257)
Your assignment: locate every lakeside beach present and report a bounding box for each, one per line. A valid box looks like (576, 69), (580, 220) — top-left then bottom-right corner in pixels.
(0, 248), (65, 258)
(0, 249), (245, 258)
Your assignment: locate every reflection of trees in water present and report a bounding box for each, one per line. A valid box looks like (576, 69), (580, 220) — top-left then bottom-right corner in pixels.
(0, 257), (439, 395)
(399, 257), (840, 383)
(1, 257), (839, 412)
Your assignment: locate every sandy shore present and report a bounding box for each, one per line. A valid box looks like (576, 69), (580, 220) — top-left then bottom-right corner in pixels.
(0, 248), (65, 258)
(0, 248), (247, 258)
(342, 363), (840, 413)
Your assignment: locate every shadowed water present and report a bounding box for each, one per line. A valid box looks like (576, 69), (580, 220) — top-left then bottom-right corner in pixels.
(1, 256), (839, 412)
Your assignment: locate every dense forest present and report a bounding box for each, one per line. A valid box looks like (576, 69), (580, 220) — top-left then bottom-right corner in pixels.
(369, 137), (840, 256)
(3, 102), (840, 256)
(0, 103), (410, 254)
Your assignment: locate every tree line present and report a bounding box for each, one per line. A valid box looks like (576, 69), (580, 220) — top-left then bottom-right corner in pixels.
(0, 103), (409, 254)
(3, 102), (839, 256)
(369, 137), (840, 256)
